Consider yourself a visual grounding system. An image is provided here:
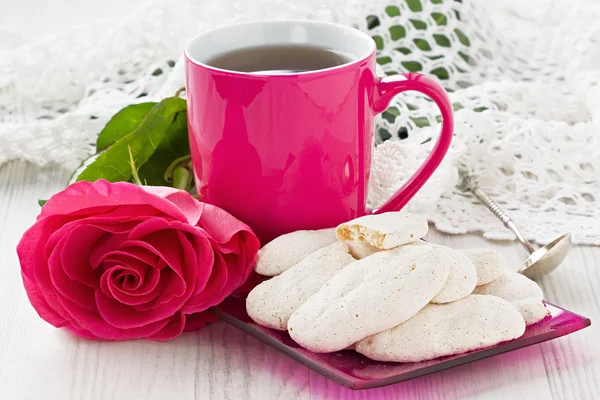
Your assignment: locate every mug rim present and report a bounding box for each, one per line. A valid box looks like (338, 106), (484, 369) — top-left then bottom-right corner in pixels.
(184, 19), (376, 77)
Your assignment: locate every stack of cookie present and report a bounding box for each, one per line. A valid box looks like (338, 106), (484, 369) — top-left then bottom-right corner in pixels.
(246, 212), (549, 362)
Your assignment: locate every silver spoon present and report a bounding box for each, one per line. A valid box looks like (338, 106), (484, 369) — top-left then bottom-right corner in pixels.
(460, 175), (571, 279)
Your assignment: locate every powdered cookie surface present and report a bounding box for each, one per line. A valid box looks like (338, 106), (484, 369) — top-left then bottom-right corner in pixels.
(287, 244), (449, 353)
(336, 211), (428, 250)
(344, 240), (381, 259)
(356, 294), (525, 362)
(430, 247), (477, 304)
(474, 270), (549, 325)
(459, 249), (505, 285)
(254, 228), (336, 276)
(246, 242), (355, 330)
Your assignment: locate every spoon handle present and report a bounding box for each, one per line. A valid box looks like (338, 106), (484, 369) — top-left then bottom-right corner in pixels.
(469, 186), (536, 255)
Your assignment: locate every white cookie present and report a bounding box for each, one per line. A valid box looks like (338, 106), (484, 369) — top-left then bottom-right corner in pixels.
(246, 242), (355, 330)
(344, 240), (381, 259)
(356, 294), (525, 362)
(287, 244), (450, 353)
(474, 270), (550, 325)
(254, 228), (336, 276)
(336, 211), (428, 250)
(430, 246), (477, 304)
(459, 249), (505, 285)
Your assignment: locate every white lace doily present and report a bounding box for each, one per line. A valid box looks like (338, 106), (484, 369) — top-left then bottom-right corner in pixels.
(1, 0), (599, 245)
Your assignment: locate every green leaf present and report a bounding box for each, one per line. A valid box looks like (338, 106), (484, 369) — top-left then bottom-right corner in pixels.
(38, 199), (47, 207)
(128, 146), (143, 186)
(77, 97), (187, 183)
(96, 102), (157, 151)
(68, 153), (101, 184)
(137, 110), (190, 186)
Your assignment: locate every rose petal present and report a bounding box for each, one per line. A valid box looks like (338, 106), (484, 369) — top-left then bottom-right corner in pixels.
(21, 273), (68, 328)
(95, 231), (199, 328)
(95, 288), (180, 329)
(93, 246), (158, 271)
(124, 267), (162, 297)
(143, 186), (205, 226)
(198, 203), (260, 250)
(196, 205), (259, 294)
(99, 266), (165, 306)
(128, 218), (214, 294)
(206, 234), (255, 299)
(183, 311), (217, 332)
(183, 249), (228, 313)
(61, 225), (105, 287)
(101, 254), (149, 281)
(40, 180), (190, 224)
(48, 235), (97, 312)
(146, 312), (186, 341)
(121, 274), (139, 291)
(185, 233), (215, 295)
(58, 294), (175, 340)
(131, 224), (185, 278)
(87, 219), (143, 234)
(18, 215), (81, 326)
(95, 204), (162, 219)
(46, 216), (142, 263)
(134, 232), (203, 311)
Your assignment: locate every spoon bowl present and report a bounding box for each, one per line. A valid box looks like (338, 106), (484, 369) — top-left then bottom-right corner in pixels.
(460, 173), (572, 279)
(518, 233), (571, 280)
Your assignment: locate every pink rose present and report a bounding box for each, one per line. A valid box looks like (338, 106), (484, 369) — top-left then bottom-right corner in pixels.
(17, 180), (260, 341)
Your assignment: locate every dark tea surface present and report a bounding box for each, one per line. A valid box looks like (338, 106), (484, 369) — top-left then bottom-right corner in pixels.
(206, 44), (355, 74)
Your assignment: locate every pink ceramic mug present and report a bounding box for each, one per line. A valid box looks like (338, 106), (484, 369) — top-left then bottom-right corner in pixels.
(185, 20), (453, 243)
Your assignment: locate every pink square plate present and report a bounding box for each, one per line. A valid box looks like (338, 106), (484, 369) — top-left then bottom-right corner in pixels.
(212, 295), (591, 390)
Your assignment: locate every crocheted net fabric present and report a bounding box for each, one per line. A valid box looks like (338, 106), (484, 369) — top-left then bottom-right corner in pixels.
(1, 0), (599, 245)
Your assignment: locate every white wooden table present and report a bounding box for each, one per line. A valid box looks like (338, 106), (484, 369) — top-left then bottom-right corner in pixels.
(0, 160), (598, 400)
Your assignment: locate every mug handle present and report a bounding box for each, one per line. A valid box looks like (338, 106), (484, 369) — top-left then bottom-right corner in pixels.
(371, 72), (454, 214)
